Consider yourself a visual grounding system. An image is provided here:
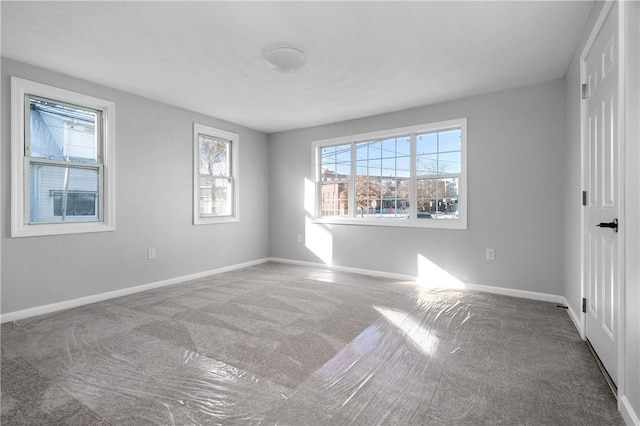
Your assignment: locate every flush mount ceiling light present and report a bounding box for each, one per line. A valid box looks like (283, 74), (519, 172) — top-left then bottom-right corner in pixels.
(264, 46), (308, 73)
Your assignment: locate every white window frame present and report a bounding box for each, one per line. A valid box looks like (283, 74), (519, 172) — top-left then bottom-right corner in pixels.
(193, 123), (239, 225)
(312, 118), (467, 230)
(11, 77), (116, 238)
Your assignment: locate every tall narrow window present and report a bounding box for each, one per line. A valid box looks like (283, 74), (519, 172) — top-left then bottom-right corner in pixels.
(27, 96), (101, 224)
(320, 144), (350, 217)
(11, 77), (115, 237)
(416, 128), (462, 220)
(355, 136), (410, 219)
(193, 123), (239, 224)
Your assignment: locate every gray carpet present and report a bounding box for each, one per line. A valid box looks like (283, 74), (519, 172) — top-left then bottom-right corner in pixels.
(1, 262), (623, 425)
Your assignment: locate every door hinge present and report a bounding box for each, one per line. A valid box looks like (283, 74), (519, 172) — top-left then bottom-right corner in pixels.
(581, 83), (590, 99)
(582, 191), (587, 206)
(582, 298), (587, 313)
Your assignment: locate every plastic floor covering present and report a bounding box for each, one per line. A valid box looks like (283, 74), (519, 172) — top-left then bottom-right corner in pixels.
(1, 262), (623, 425)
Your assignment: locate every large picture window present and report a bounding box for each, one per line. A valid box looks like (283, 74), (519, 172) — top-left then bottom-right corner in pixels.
(193, 123), (239, 224)
(11, 77), (115, 237)
(313, 119), (466, 229)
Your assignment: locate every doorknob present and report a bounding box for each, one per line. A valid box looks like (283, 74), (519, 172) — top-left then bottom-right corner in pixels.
(596, 218), (618, 232)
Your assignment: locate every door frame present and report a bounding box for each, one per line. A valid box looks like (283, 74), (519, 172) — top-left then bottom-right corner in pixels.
(579, 0), (626, 402)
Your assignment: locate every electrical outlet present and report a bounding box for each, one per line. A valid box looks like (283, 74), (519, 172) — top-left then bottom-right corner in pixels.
(486, 248), (495, 261)
(147, 248), (156, 260)
(297, 235), (303, 244)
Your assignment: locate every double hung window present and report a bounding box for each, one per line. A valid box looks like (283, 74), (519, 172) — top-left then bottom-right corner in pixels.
(193, 123), (239, 224)
(11, 77), (115, 237)
(313, 118), (466, 229)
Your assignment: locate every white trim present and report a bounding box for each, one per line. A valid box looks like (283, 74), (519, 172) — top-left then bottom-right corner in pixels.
(580, 0), (627, 404)
(463, 283), (563, 304)
(578, 0), (616, 350)
(0, 258), (270, 324)
(563, 296), (585, 338)
(192, 123), (240, 225)
(10, 76), (116, 238)
(620, 395), (640, 426)
(269, 257), (564, 304)
(270, 256), (416, 282)
(311, 118), (467, 230)
(312, 119), (466, 147)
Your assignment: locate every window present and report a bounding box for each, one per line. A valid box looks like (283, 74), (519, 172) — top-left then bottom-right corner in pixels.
(313, 118), (466, 229)
(193, 123), (239, 224)
(11, 77), (115, 237)
(52, 191), (97, 216)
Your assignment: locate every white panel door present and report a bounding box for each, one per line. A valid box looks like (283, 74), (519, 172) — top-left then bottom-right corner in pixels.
(584, 5), (619, 384)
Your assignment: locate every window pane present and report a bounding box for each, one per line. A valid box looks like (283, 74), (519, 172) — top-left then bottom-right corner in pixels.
(320, 182), (348, 217)
(439, 151), (461, 174)
(439, 177), (459, 219)
(321, 144), (350, 181)
(417, 128), (461, 176)
(355, 175), (377, 216)
(381, 178), (395, 198)
(396, 156), (410, 177)
(336, 162), (351, 176)
(367, 141), (382, 158)
(438, 129), (461, 152)
(416, 154), (438, 175)
(417, 178), (438, 218)
(381, 157), (396, 176)
(354, 138), (410, 219)
(417, 177), (459, 220)
(199, 135), (229, 176)
(356, 143), (368, 161)
(356, 162), (368, 176)
(335, 144), (351, 162)
(396, 136), (410, 156)
(321, 162), (337, 181)
(321, 145), (336, 162)
(381, 138), (396, 158)
(417, 132), (437, 155)
(29, 96), (99, 163)
(199, 176), (232, 217)
(367, 158), (381, 175)
(397, 179), (410, 199)
(29, 162), (99, 223)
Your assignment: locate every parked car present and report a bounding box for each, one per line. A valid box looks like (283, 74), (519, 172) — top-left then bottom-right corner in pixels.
(417, 211), (432, 218)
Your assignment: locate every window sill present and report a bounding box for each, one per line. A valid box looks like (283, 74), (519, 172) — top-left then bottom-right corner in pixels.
(11, 221), (115, 238)
(193, 216), (239, 225)
(313, 217), (467, 230)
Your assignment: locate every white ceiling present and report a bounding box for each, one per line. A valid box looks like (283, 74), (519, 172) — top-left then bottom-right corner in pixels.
(2, 1), (593, 134)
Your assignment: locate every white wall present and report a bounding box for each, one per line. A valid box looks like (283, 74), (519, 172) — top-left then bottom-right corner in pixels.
(269, 79), (566, 295)
(1, 58), (271, 315)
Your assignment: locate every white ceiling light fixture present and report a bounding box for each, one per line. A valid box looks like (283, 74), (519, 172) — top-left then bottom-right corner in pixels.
(264, 46), (308, 73)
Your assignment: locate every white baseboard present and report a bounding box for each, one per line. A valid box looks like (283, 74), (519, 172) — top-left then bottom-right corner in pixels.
(1, 256), (568, 326)
(620, 395), (640, 426)
(463, 282), (563, 304)
(563, 296), (585, 338)
(269, 257), (416, 282)
(269, 257), (563, 304)
(0, 258), (270, 324)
